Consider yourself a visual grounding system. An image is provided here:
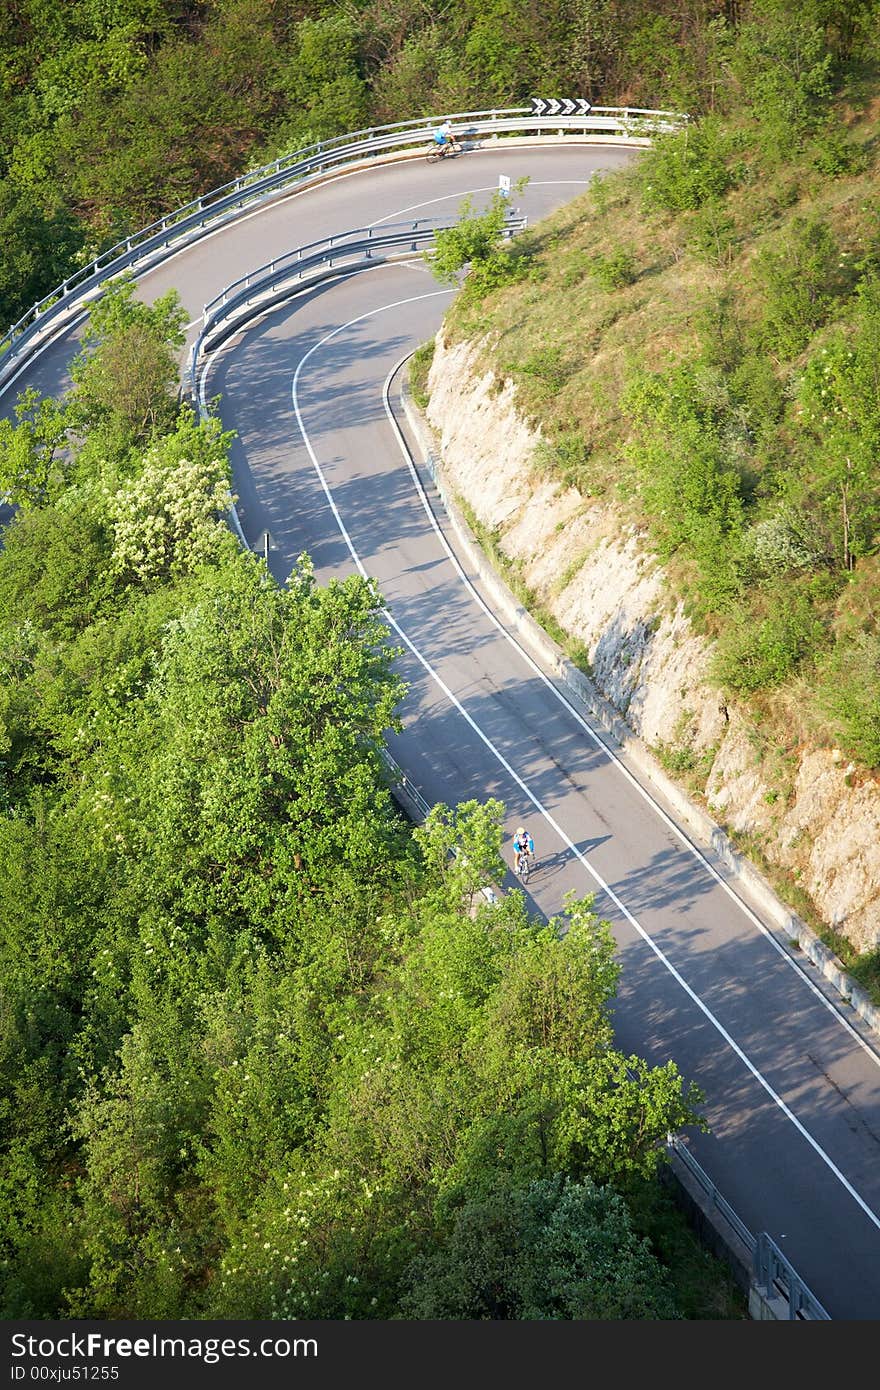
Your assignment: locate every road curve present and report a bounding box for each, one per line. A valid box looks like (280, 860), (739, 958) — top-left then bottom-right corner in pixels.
(5, 141), (880, 1319)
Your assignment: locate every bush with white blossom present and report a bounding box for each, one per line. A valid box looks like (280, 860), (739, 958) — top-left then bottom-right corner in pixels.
(109, 448), (234, 583)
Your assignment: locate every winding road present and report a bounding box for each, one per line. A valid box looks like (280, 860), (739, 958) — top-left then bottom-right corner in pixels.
(5, 138), (880, 1319)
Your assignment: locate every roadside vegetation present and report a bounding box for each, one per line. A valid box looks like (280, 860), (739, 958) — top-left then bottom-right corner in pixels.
(421, 2), (880, 975)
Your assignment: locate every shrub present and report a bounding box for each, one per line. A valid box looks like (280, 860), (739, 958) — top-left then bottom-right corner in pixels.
(515, 347), (572, 393)
(755, 216), (840, 359)
(817, 629), (880, 767)
(462, 247), (533, 300)
(687, 199), (736, 267)
(744, 507), (827, 577)
(409, 339), (435, 410)
(624, 366), (745, 565)
(428, 192), (510, 284)
(590, 247), (637, 290)
(795, 281), (880, 569)
(427, 189), (534, 304)
(810, 121), (866, 177)
(533, 432), (597, 493)
(728, 352), (784, 438)
(711, 587), (826, 692)
(640, 118), (738, 214)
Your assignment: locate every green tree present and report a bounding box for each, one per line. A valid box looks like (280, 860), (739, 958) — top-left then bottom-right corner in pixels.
(0, 388), (69, 509)
(107, 429), (235, 585)
(68, 274), (187, 449)
(413, 797), (506, 911)
(66, 1007), (210, 1319)
(427, 189), (531, 301)
(0, 184), (83, 331)
(428, 191), (517, 282)
(399, 1174), (681, 1319)
(108, 553), (407, 934)
(731, 0), (834, 160)
(0, 485), (114, 639)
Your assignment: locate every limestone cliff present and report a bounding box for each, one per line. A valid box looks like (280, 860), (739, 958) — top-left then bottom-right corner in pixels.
(426, 332), (880, 952)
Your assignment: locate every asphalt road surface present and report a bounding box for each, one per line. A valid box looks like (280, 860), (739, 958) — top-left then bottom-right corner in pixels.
(4, 141), (880, 1319)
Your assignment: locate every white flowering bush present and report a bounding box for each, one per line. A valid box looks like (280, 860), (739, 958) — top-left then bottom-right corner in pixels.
(109, 449), (233, 582)
(745, 506), (826, 576)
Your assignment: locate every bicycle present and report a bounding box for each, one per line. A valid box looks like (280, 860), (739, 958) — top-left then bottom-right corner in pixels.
(425, 137), (462, 162)
(515, 850), (533, 885)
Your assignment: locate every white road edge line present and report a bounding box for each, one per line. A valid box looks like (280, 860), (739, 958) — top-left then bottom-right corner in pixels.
(286, 286), (880, 1234)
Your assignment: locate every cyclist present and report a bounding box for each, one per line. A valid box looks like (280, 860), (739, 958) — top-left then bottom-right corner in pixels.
(513, 826), (534, 876)
(432, 119), (454, 155)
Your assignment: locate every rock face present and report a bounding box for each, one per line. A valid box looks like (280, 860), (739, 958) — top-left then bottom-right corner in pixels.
(426, 333), (880, 951)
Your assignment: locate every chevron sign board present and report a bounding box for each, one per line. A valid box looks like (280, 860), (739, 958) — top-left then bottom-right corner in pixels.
(530, 98), (592, 116)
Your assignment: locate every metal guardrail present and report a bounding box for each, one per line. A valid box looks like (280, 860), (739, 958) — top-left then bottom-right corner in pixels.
(202, 211), (525, 322)
(668, 1135), (830, 1319)
(753, 1232), (831, 1321)
(668, 1133), (756, 1254)
(187, 210), (527, 396)
(380, 747), (433, 822)
(0, 104), (686, 389)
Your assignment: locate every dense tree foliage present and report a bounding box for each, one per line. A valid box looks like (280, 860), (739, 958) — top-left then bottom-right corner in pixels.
(399, 1175), (681, 1319)
(0, 267), (720, 1319)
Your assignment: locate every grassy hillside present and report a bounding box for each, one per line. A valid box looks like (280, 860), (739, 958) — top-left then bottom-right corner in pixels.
(439, 58), (880, 788)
